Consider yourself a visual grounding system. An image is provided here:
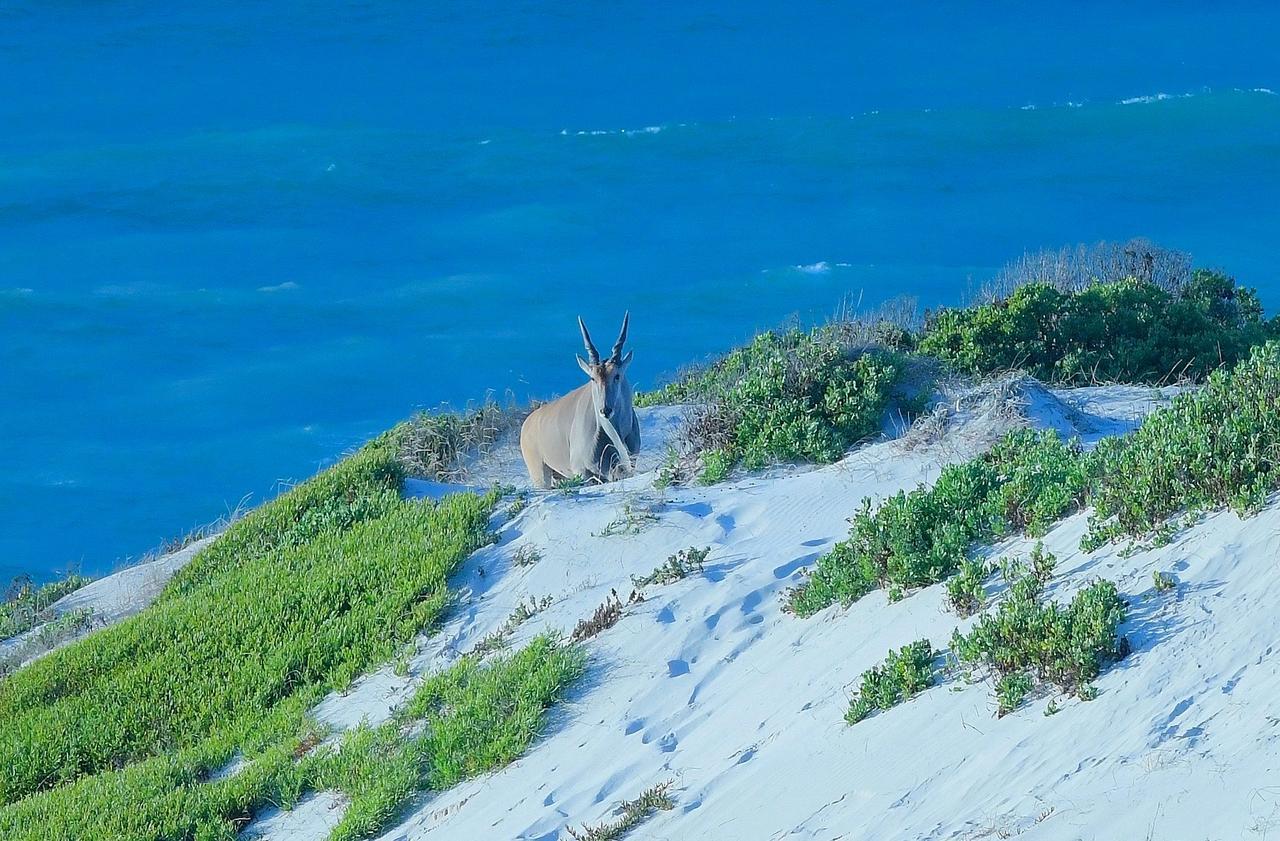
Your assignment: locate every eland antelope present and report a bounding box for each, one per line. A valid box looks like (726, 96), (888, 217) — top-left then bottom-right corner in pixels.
(520, 313), (639, 488)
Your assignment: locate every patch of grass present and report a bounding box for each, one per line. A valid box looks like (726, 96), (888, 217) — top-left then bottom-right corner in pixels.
(0, 573), (92, 641)
(951, 553), (1128, 717)
(565, 781), (676, 841)
(393, 399), (525, 482)
(1152, 571), (1177, 593)
(640, 325), (911, 482)
(919, 269), (1275, 385)
(1083, 341), (1280, 548)
(846, 639), (937, 725)
(789, 429), (1090, 616)
(631, 547), (710, 588)
(0, 440), (497, 813)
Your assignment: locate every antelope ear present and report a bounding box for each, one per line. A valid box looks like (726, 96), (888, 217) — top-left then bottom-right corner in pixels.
(617, 350), (633, 370)
(577, 355), (595, 377)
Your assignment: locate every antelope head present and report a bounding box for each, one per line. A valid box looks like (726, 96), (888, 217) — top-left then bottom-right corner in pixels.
(576, 312), (636, 476)
(576, 311), (634, 422)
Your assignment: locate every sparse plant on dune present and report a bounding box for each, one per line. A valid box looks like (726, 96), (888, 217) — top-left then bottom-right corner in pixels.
(570, 591), (626, 643)
(565, 781), (676, 841)
(511, 544), (542, 568)
(1152, 571), (1176, 593)
(631, 547), (710, 588)
(597, 497), (661, 537)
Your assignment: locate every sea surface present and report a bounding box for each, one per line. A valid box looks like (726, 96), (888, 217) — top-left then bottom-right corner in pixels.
(3, 2), (1279, 581)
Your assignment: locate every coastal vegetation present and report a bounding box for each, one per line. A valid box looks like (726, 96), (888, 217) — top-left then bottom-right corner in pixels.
(0, 573), (91, 641)
(0, 439), (583, 840)
(792, 339), (1280, 617)
(641, 243), (1273, 485)
(639, 325), (913, 484)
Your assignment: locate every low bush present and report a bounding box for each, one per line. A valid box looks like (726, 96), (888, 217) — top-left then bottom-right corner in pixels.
(919, 270), (1275, 385)
(951, 554), (1127, 716)
(790, 429), (1089, 616)
(1084, 341), (1280, 548)
(845, 639), (937, 724)
(639, 326), (910, 481)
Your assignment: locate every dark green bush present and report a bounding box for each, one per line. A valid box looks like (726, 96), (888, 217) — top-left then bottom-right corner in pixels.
(641, 327), (908, 481)
(951, 555), (1127, 716)
(789, 429), (1089, 616)
(919, 271), (1274, 384)
(846, 639), (937, 724)
(1083, 340), (1280, 548)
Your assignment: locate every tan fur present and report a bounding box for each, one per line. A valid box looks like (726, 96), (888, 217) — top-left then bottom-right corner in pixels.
(520, 316), (640, 488)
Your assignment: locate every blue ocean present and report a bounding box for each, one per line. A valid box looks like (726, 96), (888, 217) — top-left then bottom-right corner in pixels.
(3, 3), (1278, 581)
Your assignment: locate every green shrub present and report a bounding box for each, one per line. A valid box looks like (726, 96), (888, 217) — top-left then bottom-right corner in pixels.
(946, 559), (989, 617)
(919, 271), (1274, 385)
(1084, 341), (1280, 548)
(951, 556), (1127, 716)
(640, 327), (908, 480)
(790, 429), (1089, 616)
(846, 639), (937, 724)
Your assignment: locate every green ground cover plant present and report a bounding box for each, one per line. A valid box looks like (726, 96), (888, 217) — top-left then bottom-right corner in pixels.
(845, 639), (937, 724)
(0, 435), (558, 837)
(0, 635), (582, 841)
(919, 270), (1275, 385)
(789, 429), (1090, 616)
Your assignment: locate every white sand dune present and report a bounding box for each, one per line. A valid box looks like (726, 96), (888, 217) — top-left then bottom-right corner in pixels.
(248, 379), (1280, 840)
(53, 378), (1275, 840)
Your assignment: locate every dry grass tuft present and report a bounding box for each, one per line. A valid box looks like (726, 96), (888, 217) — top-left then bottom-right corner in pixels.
(564, 781), (676, 841)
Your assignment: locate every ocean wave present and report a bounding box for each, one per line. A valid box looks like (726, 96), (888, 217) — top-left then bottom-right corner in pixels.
(794, 261), (832, 274)
(559, 125), (663, 137)
(257, 281), (300, 293)
(1118, 91), (1195, 105)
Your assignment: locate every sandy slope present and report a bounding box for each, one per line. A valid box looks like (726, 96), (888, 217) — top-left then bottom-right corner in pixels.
(52, 379), (1276, 840)
(242, 378), (1280, 841)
